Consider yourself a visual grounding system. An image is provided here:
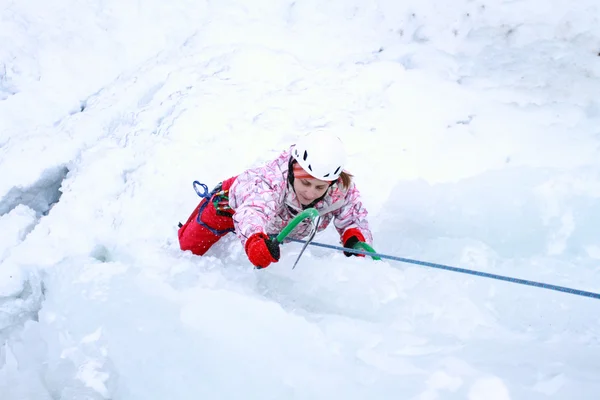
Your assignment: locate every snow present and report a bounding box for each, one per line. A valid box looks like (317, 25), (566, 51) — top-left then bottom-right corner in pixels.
(1, 0), (599, 398)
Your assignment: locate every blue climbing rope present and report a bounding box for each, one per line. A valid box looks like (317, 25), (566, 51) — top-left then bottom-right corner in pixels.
(285, 238), (600, 300)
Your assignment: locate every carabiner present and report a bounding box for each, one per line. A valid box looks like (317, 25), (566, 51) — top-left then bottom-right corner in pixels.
(193, 181), (210, 198)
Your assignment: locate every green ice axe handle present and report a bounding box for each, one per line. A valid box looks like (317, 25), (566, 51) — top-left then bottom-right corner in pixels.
(275, 208), (320, 243)
(353, 242), (381, 261)
(273, 208), (380, 261)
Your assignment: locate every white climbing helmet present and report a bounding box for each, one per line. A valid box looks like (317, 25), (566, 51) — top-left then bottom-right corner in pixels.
(292, 130), (347, 181)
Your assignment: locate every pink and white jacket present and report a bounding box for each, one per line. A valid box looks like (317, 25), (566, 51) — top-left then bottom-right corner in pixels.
(228, 146), (373, 248)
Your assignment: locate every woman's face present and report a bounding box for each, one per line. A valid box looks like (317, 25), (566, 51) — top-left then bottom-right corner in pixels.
(293, 177), (330, 205)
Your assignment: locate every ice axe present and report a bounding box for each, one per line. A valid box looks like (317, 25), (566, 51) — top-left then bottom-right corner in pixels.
(271, 208), (379, 268)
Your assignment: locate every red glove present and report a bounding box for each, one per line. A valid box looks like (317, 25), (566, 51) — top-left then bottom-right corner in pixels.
(341, 228), (366, 257)
(245, 233), (280, 268)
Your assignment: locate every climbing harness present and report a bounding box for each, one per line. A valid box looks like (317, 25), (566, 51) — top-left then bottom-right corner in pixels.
(192, 180), (235, 236)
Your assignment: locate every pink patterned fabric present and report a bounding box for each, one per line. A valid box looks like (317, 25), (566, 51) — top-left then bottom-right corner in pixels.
(228, 146), (373, 248)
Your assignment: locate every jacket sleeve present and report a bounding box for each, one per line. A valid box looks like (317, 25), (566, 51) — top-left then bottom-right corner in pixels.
(333, 182), (373, 245)
(228, 170), (283, 248)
